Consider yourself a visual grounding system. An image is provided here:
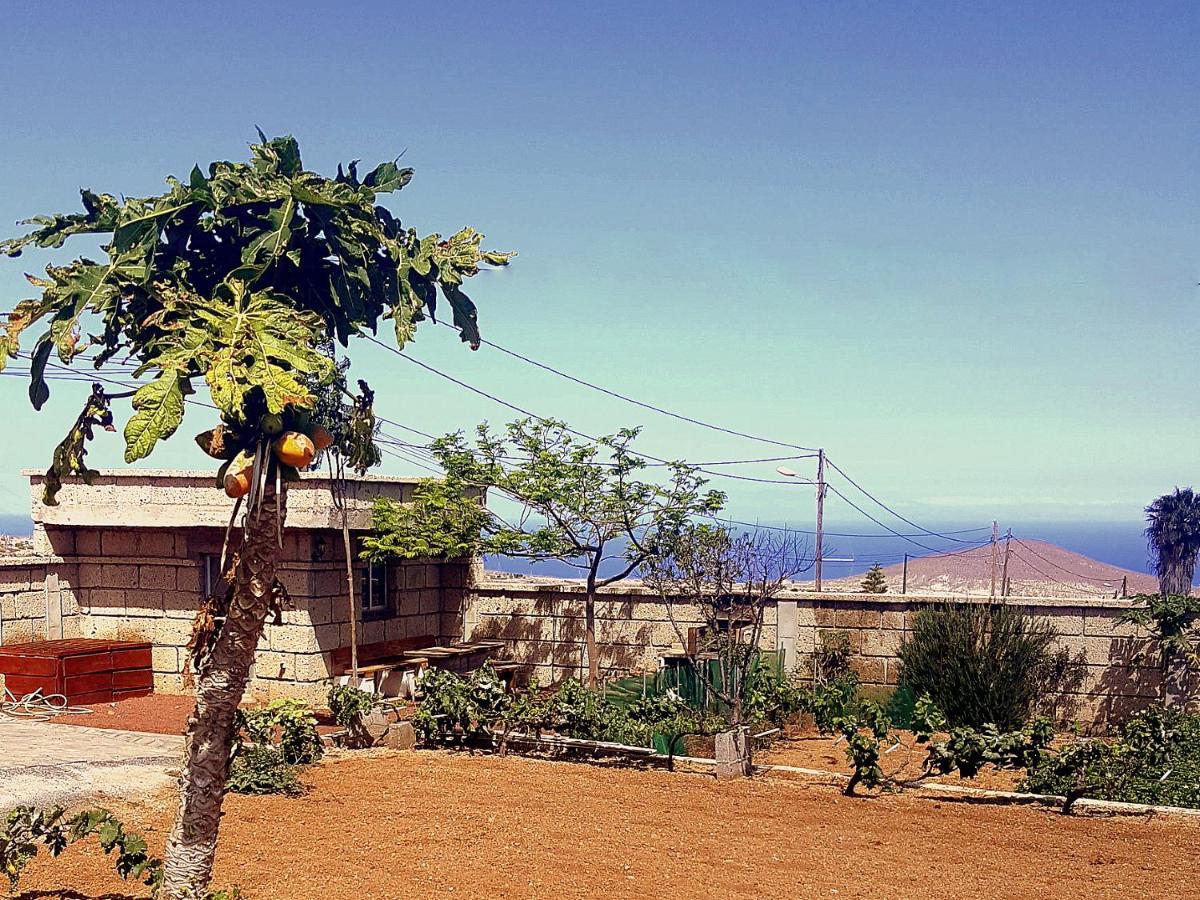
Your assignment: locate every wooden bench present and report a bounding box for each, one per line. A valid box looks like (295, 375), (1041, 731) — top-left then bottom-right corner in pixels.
(331, 636), (515, 697)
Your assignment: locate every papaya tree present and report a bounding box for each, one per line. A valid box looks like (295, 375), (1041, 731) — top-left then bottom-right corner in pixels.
(0, 133), (512, 898)
(364, 418), (726, 687)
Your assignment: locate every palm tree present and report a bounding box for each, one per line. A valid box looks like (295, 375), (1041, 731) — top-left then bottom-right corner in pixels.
(1145, 488), (1200, 597)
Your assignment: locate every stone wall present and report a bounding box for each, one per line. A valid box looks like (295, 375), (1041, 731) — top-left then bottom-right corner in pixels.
(464, 578), (778, 683)
(465, 579), (1184, 727)
(2, 526), (471, 706)
(0, 558), (79, 646)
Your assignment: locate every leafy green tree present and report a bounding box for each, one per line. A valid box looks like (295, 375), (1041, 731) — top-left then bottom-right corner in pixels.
(0, 134), (511, 898)
(364, 417), (726, 687)
(1145, 488), (1200, 598)
(860, 563), (888, 594)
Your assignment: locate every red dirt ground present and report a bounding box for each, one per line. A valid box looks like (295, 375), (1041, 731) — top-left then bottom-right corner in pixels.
(15, 750), (1200, 900)
(50, 693), (343, 735)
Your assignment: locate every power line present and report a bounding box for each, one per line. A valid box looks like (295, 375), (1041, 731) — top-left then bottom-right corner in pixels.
(824, 457), (983, 544)
(431, 318), (820, 452)
(363, 334), (813, 486)
(822, 483), (959, 553)
(1010, 537), (1118, 584)
(1008, 550), (1109, 597)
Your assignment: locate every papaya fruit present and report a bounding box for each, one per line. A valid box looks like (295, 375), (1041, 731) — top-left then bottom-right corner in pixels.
(224, 466), (253, 499)
(310, 425), (335, 451)
(260, 413), (285, 436)
(274, 431), (316, 468)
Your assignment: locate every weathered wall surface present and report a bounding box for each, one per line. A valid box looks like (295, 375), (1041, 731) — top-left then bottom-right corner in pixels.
(0, 558), (80, 646)
(465, 579), (1184, 727)
(464, 578), (778, 683)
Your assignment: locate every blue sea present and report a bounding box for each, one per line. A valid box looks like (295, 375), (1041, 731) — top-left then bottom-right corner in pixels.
(483, 521), (1161, 582)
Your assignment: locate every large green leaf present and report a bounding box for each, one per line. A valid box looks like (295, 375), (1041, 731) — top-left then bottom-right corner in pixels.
(1, 133), (513, 475)
(123, 372), (186, 463)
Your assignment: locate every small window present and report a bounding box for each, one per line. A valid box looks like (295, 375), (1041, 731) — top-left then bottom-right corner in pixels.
(199, 553), (223, 599)
(357, 561), (389, 617)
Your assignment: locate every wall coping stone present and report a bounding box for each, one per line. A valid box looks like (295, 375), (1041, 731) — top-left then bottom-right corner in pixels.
(472, 577), (1137, 609)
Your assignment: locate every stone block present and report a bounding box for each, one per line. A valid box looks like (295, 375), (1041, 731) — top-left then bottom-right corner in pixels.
(12, 591), (44, 619)
(101, 564), (138, 589)
(813, 606), (838, 628)
(836, 607), (883, 629)
(270, 623), (331, 654)
(257, 651), (292, 680)
(401, 564), (425, 591)
(861, 629), (903, 657)
(882, 611), (906, 631)
(137, 565), (176, 591)
(74, 529), (103, 556)
(137, 531), (179, 558)
(85, 588), (127, 611)
(100, 530), (140, 557)
(77, 563), (105, 589)
(152, 646), (180, 673)
(0, 567), (33, 592)
(123, 589), (165, 616)
(61, 616), (83, 638)
(151, 617), (193, 647)
(850, 656), (886, 684)
(291, 652), (332, 682)
(1, 619), (35, 645)
(418, 589), (441, 615)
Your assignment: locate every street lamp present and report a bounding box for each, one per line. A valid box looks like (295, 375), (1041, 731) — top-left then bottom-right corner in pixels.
(778, 453), (826, 592)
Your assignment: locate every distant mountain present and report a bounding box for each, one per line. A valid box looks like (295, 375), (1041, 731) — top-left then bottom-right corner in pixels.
(815, 538), (1161, 598)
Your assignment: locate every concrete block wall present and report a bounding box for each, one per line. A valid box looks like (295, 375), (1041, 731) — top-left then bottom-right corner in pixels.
(0, 559), (79, 646)
(465, 578), (778, 684)
(465, 580), (1183, 727)
(43, 525), (471, 706)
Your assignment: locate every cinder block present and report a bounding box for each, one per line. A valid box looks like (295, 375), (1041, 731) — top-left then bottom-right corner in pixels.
(152, 646), (180, 673)
(100, 531), (139, 557)
(138, 566), (176, 591)
(77, 563), (105, 589)
(74, 529), (103, 556)
(136, 531), (178, 559)
(101, 564), (139, 589)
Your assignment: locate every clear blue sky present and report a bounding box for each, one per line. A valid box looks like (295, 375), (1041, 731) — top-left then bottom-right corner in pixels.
(0, 1), (1196, 554)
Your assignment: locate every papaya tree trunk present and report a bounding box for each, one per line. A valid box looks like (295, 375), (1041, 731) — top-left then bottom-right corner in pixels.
(162, 484), (287, 898)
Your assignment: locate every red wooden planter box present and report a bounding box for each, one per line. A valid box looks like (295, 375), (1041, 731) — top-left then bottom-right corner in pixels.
(0, 638), (153, 705)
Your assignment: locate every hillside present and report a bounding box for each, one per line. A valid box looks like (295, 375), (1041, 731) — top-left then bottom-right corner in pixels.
(816, 538), (1160, 599)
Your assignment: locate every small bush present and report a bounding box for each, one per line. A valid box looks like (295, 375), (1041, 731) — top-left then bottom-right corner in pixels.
(227, 745), (305, 797)
(898, 603), (1063, 730)
(238, 698), (323, 766)
(1022, 706), (1200, 809)
(328, 683), (376, 728)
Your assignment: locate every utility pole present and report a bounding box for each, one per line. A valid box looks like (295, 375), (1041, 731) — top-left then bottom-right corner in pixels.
(901, 553), (909, 595)
(1000, 529), (1012, 597)
(815, 449), (826, 592)
(990, 520), (999, 598)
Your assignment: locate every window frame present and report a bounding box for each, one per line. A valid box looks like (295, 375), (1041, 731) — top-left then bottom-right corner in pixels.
(357, 558), (390, 620)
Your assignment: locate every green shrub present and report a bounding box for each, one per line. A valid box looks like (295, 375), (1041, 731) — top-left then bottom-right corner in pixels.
(227, 745), (305, 797)
(898, 603), (1063, 730)
(328, 683), (376, 728)
(238, 698), (323, 766)
(1022, 706), (1200, 810)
